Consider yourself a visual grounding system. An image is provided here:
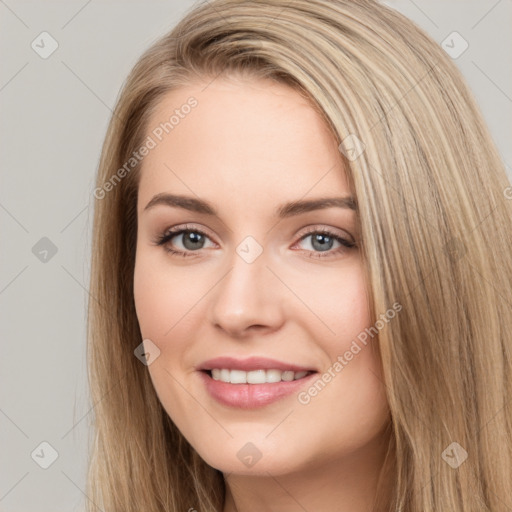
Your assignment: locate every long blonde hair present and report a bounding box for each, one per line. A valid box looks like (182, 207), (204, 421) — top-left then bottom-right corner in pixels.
(86, 1), (512, 510)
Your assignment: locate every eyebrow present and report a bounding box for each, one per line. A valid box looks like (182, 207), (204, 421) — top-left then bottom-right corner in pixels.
(143, 193), (357, 217)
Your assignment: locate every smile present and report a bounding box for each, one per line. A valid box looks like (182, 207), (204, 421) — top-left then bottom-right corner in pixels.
(209, 368), (313, 384)
(199, 369), (318, 409)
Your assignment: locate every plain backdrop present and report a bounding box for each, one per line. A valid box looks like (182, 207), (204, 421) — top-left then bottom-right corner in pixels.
(1, 1), (511, 510)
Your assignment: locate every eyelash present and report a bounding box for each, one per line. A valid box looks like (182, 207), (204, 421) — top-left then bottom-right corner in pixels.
(152, 224), (356, 259)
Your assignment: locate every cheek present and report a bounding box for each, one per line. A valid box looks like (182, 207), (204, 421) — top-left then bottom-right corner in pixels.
(133, 261), (168, 339)
(133, 254), (203, 414)
(293, 263), (385, 410)
(296, 260), (371, 344)
(133, 252), (205, 341)
(327, 268), (383, 385)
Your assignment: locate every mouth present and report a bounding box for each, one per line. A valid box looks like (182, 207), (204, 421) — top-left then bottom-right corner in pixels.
(201, 368), (316, 384)
(196, 356), (319, 408)
(198, 367), (319, 409)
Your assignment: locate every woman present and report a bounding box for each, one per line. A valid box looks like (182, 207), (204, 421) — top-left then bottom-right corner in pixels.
(86, 0), (512, 510)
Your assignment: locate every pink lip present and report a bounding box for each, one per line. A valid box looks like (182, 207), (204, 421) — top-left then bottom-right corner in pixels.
(197, 356), (316, 372)
(198, 370), (317, 409)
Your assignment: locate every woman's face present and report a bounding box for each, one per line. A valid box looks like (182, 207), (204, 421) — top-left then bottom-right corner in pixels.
(133, 76), (390, 476)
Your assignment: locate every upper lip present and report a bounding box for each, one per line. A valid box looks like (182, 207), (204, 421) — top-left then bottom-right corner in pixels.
(197, 356), (317, 373)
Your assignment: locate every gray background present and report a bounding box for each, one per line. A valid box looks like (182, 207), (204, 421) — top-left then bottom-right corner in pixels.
(1, 1), (511, 510)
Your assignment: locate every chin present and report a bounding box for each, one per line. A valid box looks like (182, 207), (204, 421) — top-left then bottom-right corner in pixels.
(193, 438), (314, 477)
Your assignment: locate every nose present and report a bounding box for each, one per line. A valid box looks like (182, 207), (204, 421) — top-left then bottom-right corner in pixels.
(207, 245), (285, 338)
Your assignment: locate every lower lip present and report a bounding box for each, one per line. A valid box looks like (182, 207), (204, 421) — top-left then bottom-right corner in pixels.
(198, 371), (317, 409)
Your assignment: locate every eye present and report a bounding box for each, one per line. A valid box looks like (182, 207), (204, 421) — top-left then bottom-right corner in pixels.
(152, 224), (356, 259)
(152, 224), (215, 257)
(293, 227), (356, 259)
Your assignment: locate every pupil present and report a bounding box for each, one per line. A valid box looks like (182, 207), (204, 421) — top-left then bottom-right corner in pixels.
(312, 234), (333, 252)
(183, 231), (204, 250)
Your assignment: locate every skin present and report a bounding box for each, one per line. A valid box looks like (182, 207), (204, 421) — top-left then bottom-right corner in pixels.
(133, 76), (391, 512)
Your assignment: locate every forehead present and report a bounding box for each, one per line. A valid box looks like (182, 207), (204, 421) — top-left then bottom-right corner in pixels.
(137, 77), (350, 215)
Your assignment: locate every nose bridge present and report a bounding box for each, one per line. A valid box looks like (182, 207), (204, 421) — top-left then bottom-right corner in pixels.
(208, 235), (283, 335)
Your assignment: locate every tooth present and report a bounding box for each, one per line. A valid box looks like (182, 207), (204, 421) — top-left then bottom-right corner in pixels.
(247, 370), (266, 384)
(281, 370), (294, 381)
(266, 369), (282, 383)
(230, 369), (247, 384)
(210, 368), (311, 384)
